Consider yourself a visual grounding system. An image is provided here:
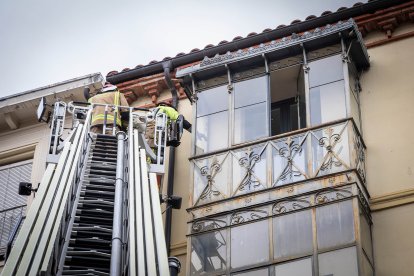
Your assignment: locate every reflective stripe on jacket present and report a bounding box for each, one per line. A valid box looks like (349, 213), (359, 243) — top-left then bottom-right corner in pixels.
(88, 90), (129, 127)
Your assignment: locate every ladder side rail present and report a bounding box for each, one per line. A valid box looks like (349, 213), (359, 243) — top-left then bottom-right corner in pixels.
(127, 115), (137, 275)
(132, 129), (146, 276)
(140, 149), (158, 275)
(149, 173), (170, 275)
(0, 164), (55, 276)
(17, 128), (82, 275)
(39, 121), (91, 274)
(30, 124), (83, 274)
(15, 144), (71, 275)
(110, 131), (127, 276)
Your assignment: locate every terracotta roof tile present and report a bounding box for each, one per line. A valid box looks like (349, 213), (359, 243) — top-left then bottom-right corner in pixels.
(321, 10), (333, 16)
(305, 15), (317, 20)
(106, 1), (400, 79)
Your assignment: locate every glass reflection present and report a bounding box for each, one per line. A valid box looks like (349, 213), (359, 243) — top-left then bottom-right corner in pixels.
(309, 54), (343, 88)
(196, 111), (228, 154)
(360, 212), (373, 262)
(316, 200), (355, 250)
(310, 80), (347, 126)
(273, 210), (313, 259)
(234, 76), (268, 108)
(234, 102), (268, 144)
(191, 230), (227, 275)
(197, 85), (228, 117)
(318, 246), (358, 276)
(274, 258), (312, 276)
(231, 220), (269, 269)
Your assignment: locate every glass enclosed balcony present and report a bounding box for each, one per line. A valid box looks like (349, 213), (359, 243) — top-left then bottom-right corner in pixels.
(190, 118), (366, 207)
(178, 20), (372, 276)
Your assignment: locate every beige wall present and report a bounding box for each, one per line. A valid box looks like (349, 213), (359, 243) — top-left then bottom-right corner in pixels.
(361, 33), (414, 198)
(361, 24), (414, 275)
(372, 204), (414, 276)
(0, 123), (51, 206)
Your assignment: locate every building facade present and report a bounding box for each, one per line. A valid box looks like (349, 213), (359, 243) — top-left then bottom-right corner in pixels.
(0, 0), (413, 275)
(0, 73), (104, 269)
(105, 1), (414, 275)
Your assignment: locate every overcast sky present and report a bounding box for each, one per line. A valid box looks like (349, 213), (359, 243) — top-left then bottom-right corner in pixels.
(0, 0), (365, 97)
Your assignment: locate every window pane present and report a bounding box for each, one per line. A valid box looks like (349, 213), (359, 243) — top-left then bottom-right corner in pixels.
(316, 200), (355, 250)
(273, 210), (313, 259)
(233, 268), (268, 276)
(360, 213), (373, 262)
(197, 85), (228, 117)
(234, 76), (267, 108)
(234, 102), (268, 144)
(196, 111), (228, 154)
(191, 231), (227, 275)
(231, 220), (269, 269)
(310, 80), (346, 126)
(274, 258), (312, 276)
(271, 107), (281, 135)
(309, 54), (343, 88)
(289, 103), (299, 131)
(318, 247), (358, 276)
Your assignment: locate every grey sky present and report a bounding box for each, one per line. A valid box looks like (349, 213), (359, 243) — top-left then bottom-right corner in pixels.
(0, 0), (364, 97)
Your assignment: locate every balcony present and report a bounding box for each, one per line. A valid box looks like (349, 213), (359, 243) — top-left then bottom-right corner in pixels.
(188, 119), (372, 276)
(189, 118), (367, 217)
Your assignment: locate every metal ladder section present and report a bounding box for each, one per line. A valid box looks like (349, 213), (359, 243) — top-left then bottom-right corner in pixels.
(0, 120), (90, 276)
(61, 134), (118, 274)
(1, 110), (171, 275)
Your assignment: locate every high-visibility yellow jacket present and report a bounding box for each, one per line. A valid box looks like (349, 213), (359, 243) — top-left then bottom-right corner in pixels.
(157, 106), (179, 121)
(88, 90), (129, 127)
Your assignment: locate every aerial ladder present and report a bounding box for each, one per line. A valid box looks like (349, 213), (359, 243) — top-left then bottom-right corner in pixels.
(1, 95), (183, 276)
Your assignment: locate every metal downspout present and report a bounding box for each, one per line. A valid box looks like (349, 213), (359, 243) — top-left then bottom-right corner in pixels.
(162, 61), (177, 256)
(110, 131), (126, 276)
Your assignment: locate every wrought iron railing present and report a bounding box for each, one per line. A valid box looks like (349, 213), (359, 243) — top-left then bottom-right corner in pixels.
(190, 118), (366, 207)
(0, 205), (26, 258)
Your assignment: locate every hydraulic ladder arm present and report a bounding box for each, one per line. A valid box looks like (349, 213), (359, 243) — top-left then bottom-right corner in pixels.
(1, 101), (175, 276)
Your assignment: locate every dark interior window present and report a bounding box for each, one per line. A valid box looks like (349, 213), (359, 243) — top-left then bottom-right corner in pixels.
(271, 97), (298, 135)
(270, 64), (304, 136)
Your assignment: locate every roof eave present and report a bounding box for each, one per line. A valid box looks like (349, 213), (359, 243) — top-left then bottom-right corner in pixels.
(106, 0), (401, 84)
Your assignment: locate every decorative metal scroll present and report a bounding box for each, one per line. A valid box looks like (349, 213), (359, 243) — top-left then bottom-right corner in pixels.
(272, 197), (311, 214)
(318, 128), (343, 171)
(230, 209), (268, 225)
(192, 218), (227, 234)
(199, 162), (223, 200)
(277, 137), (304, 182)
(238, 150), (262, 191)
(353, 131), (366, 183)
(357, 188), (371, 217)
(315, 187), (353, 204)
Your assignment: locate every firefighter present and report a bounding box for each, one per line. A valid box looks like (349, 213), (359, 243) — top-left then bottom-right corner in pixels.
(87, 82), (129, 134)
(145, 101), (191, 148)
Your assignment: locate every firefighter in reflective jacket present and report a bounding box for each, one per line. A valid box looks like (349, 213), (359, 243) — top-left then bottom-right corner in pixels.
(87, 83), (129, 134)
(145, 102), (191, 148)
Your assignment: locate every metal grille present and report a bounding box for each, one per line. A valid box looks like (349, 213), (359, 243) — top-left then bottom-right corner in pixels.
(0, 161), (32, 256)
